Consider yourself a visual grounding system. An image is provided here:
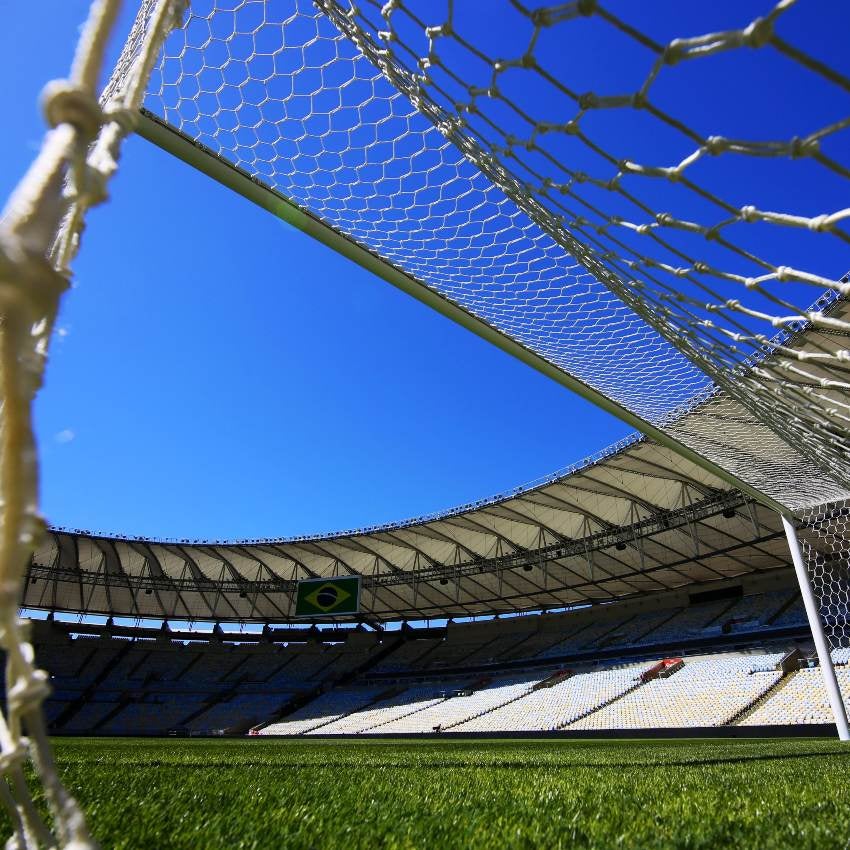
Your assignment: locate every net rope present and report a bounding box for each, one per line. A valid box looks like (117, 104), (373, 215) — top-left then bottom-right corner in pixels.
(316, 0), (850, 493)
(130, 0), (850, 510)
(0, 1), (185, 846)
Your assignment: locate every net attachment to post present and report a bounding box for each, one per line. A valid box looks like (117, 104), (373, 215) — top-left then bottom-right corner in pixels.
(0, 1), (186, 846)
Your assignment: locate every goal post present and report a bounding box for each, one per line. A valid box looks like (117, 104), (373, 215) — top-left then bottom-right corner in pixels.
(782, 515), (850, 741)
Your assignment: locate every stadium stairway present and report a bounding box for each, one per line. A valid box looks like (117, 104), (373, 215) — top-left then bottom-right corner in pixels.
(731, 653), (803, 726)
(52, 638), (137, 732)
(176, 672), (253, 732)
(301, 686), (407, 735)
(254, 633), (406, 733)
(764, 594), (801, 627)
(558, 669), (650, 729)
(440, 676), (545, 731)
(360, 695), (450, 734)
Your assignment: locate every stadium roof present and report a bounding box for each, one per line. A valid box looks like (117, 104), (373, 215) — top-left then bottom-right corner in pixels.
(29, 430), (796, 623)
(26, 292), (850, 623)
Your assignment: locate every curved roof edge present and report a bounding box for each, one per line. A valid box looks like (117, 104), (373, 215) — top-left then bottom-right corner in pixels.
(47, 432), (646, 546)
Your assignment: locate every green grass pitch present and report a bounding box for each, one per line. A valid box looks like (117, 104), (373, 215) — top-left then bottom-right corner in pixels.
(19, 737), (850, 848)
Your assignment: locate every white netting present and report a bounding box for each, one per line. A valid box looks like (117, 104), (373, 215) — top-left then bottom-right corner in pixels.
(129, 0), (850, 510)
(801, 502), (850, 657)
(0, 0), (185, 846)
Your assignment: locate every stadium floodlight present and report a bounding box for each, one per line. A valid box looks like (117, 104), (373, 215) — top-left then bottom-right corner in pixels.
(1, 0), (849, 845)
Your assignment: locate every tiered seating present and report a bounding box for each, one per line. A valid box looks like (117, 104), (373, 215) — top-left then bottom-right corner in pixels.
(832, 647), (850, 666)
(459, 632), (536, 667)
(594, 609), (679, 649)
(569, 653), (784, 730)
(535, 618), (629, 659)
(454, 665), (646, 732)
(740, 667), (850, 726)
(372, 639), (440, 673)
(317, 686), (449, 734)
(716, 590), (790, 632)
(28, 578), (827, 736)
(630, 599), (738, 647)
(419, 623), (503, 669)
(187, 692), (285, 732)
(497, 629), (564, 661)
(260, 686), (386, 735)
(63, 701), (120, 732)
(770, 597), (807, 628)
(373, 673), (540, 733)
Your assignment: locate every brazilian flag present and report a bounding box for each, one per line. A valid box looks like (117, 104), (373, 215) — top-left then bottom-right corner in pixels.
(294, 576), (361, 617)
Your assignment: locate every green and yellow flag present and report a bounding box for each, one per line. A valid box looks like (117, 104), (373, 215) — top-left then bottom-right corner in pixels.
(294, 576), (361, 617)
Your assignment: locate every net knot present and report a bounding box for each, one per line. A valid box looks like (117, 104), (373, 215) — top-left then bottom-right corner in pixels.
(808, 214), (831, 233)
(790, 136), (818, 158)
(740, 205), (759, 222)
(743, 16), (774, 48)
(103, 106), (139, 133)
(381, 1), (400, 20)
(41, 80), (103, 140)
(704, 136), (725, 155)
(662, 39), (685, 66)
(425, 22), (451, 39)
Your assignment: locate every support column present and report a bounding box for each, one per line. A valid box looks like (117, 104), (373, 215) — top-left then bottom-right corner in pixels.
(782, 515), (850, 741)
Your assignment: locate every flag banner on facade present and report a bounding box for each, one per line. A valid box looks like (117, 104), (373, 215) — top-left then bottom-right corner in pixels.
(294, 576), (361, 617)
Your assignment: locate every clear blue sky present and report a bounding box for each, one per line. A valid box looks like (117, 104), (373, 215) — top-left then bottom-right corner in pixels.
(1, 2), (631, 540)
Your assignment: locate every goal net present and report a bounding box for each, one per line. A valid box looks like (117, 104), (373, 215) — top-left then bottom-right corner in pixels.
(0, 0), (848, 843)
(121, 0), (850, 514)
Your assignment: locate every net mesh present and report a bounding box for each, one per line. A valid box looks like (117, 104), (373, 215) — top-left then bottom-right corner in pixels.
(129, 0), (850, 511)
(801, 502), (850, 662)
(0, 0), (184, 846)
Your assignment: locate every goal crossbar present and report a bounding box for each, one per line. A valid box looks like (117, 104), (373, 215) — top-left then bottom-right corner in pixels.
(136, 107), (793, 518)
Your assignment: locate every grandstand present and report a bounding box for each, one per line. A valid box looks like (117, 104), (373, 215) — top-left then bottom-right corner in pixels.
(28, 570), (840, 737)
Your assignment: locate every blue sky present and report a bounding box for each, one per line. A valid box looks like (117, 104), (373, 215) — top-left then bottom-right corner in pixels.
(1, 2), (630, 540)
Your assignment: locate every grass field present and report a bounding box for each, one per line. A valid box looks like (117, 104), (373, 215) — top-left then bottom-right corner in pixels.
(19, 737), (850, 849)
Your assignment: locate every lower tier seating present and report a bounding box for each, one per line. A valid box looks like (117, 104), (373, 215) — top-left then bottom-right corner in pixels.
(29, 574), (840, 736)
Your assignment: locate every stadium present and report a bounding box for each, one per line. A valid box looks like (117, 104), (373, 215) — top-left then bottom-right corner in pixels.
(1, 0), (850, 847)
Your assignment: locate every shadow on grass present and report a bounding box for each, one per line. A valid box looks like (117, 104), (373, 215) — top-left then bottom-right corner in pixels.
(60, 749), (850, 772)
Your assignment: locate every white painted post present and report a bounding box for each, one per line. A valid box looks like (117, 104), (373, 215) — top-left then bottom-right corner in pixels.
(782, 515), (850, 741)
